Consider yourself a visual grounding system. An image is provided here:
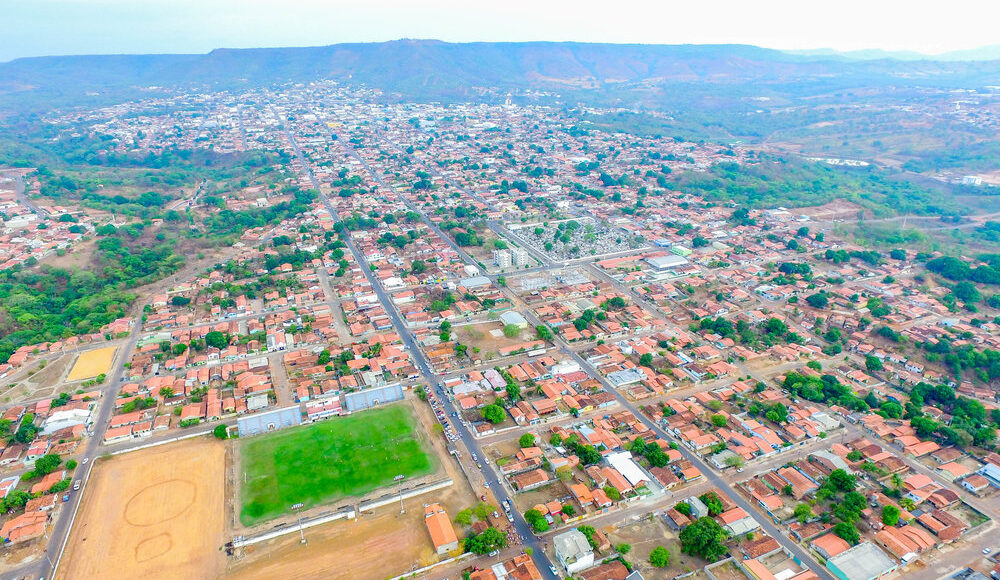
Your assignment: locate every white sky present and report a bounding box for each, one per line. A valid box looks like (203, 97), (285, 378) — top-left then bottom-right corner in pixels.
(2, 0), (998, 62)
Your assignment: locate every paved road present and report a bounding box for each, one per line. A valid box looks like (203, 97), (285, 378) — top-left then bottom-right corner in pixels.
(8, 320), (145, 580)
(5, 170), (48, 217)
(277, 108), (560, 578)
(324, 115), (843, 578)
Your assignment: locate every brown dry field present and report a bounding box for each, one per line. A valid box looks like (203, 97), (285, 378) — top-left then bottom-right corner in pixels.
(454, 322), (526, 357)
(608, 517), (689, 579)
(227, 395), (480, 580)
(39, 238), (98, 271)
(795, 199), (867, 220)
(58, 438), (227, 580)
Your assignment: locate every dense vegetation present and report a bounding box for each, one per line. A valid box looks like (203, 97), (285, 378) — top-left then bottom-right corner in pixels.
(0, 226), (185, 363)
(668, 155), (959, 217)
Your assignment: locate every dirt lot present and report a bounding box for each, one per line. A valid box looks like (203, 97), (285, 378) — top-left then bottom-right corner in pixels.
(795, 199), (867, 221)
(608, 516), (694, 579)
(227, 395), (482, 580)
(66, 346), (116, 381)
(58, 438), (227, 580)
(0, 352), (76, 404)
(453, 321), (527, 360)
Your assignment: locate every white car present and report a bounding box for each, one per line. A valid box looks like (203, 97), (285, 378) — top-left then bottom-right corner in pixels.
(82, 457), (89, 465)
(983, 546), (992, 555)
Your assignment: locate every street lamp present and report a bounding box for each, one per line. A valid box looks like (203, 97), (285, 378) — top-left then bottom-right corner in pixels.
(291, 503), (306, 544)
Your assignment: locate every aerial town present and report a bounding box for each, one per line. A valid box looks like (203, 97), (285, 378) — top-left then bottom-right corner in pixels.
(0, 78), (998, 580)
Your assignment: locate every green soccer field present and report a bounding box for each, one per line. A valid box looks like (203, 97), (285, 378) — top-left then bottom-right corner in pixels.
(239, 404), (436, 526)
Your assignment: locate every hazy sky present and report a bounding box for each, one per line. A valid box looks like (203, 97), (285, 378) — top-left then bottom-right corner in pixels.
(3, 0), (998, 62)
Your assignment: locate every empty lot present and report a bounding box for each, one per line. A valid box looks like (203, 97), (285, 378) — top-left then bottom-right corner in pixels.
(58, 437), (226, 580)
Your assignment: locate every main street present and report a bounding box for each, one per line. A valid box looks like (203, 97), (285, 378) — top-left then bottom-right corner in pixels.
(275, 107), (560, 578)
(9, 318), (145, 580)
(342, 116), (833, 579)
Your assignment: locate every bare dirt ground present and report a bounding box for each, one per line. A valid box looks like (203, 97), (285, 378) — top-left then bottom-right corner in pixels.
(226, 395), (481, 580)
(40, 238), (98, 270)
(795, 199), (867, 221)
(607, 516), (693, 579)
(454, 322), (526, 359)
(58, 438), (227, 580)
(0, 353), (74, 404)
(0, 537), (46, 574)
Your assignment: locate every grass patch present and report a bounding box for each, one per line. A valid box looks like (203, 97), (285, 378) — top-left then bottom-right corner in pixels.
(239, 404), (435, 526)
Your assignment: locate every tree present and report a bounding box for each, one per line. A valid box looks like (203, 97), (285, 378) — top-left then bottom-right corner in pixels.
(519, 433), (536, 448)
(465, 527), (508, 554)
(170, 295), (190, 306)
(524, 509), (549, 533)
(649, 545), (671, 567)
(833, 521), (860, 545)
(317, 349), (331, 365)
(502, 324), (521, 338)
(204, 330), (227, 349)
(711, 414), (727, 427)
(881, 505), (900, 526)
(639, 353), (654, 367)
(481, 405), (506, 424)
(827, 469), (857, 493)
(213, 425), (228, 439)
(794, 503), (813, 523)
(29, 454), (62, 479)
(806, 293), (829, 309)
(603, 485), (621, 501)
(616, 543), (632, 555)
(679, 517), (729, 562)
(579, 525), (598, 549)
(699, 492), (724, 516)
(561, 504), (576, 517)
(65, 459), (78, 470)
(506, 382), (521, 402)
(765, 403), (789, 424)
(765, 317), (787, 336)
(865, 355), (883, 372)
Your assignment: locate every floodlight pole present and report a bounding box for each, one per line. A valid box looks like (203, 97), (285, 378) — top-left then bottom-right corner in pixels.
(292, 503), (306, 544)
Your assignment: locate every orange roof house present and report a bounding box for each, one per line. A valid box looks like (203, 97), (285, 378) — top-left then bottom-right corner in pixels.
(424, 503), (459, 555)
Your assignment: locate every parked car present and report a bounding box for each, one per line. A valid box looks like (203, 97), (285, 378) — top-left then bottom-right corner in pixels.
(72, 480), (81, 491)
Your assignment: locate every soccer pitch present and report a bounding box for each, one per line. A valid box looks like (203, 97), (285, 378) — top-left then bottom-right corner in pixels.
(239, 404), (436, 526)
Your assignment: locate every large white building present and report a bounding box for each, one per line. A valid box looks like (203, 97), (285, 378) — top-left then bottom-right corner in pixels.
(511, 247), (529, 266)
(554, 529), (594, 574)
(493, 249), (512, 268)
